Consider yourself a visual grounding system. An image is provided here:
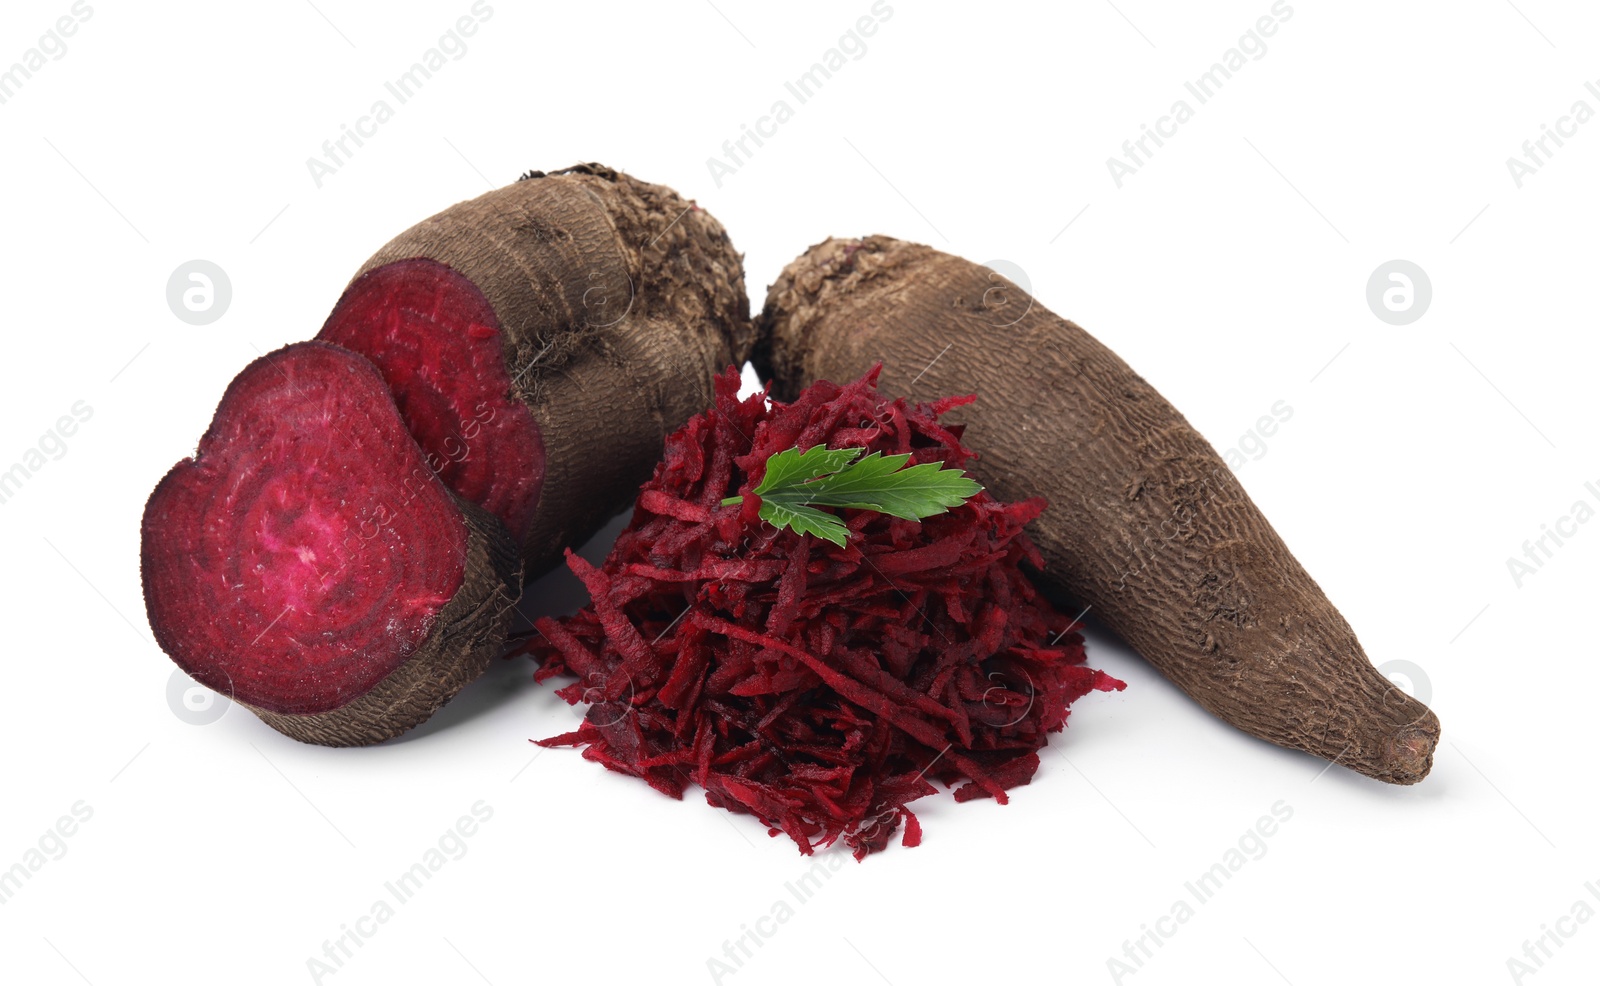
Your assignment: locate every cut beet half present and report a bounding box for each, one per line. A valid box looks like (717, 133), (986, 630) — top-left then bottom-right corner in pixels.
(318, 258), (544, 547)
(140, 341), (521, 746)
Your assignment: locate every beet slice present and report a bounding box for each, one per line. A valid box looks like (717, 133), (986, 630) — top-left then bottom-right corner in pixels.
(318, 258), (544, 546)
(141, 342), (521, 745)
(318, 163), (753, 577)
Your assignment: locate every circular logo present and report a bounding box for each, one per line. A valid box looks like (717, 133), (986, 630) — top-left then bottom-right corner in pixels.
(1365, 260), (1431, 326)
(1376, 659), (1433, 707)
(167, 668), (232, 725)
(977, 259), (1034, 327)
(853, 805), (904, 847)
(572, 670), (634, 728)
(166, 260), (232, 325)
(580, 268), (635, 328)
(977, 667), (1036, 728)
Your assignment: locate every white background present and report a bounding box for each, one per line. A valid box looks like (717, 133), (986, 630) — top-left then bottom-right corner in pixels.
(1, 1), (1596, 983)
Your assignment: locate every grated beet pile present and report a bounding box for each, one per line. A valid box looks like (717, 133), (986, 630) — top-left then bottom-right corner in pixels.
(519, 366), (1123, 857)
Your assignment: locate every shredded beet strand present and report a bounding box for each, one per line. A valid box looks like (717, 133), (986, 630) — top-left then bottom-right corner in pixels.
(518, 366), (1124, 858)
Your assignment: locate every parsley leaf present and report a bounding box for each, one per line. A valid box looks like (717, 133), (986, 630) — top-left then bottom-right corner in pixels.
(721, 445), (983, 546)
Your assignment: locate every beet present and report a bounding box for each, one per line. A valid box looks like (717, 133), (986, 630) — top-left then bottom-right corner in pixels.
(319, 258), (544, 545)
(141, 342), (521, 745)
(520, 367), (1123, 857)
(759, 236), (1441, 783)
(317, 164), (753, 576)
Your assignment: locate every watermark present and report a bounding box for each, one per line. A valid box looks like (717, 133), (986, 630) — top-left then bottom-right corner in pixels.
(1106, 1), (1294, 188)
(1504, 881), (1600, 982)
(1376, 659), (1433, 707)
(1505, 481), (1598, 588)
(306, 2), (495, 188)
(1106, 801), (1294, 983)
(168, 668), (232, 725)
(419, 401), (496, 478)
(979, 666), (1037, 727)
(706, 849), (853, 983)
(1505, 78), (1600, 188)
(706, 0), (894, 188)
(1111, 463), (1236, 593)
(166, 260), (232, 325)
(330, 400), (496, 568)
(0, 2), (94, 108)
(306, 800), (493, 983)
(976, 260), (1034, 328)
(1110, 400), (1292, 592)
(0, 401), (93, 508)
(1219, 399), (1294, 471)
(0, 801), (94, 906)
(1365, 260), (1431, 325)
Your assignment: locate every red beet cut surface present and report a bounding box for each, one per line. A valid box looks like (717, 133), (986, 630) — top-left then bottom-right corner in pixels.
(141, 342), (468, 715)
(318, 258), (545, 545)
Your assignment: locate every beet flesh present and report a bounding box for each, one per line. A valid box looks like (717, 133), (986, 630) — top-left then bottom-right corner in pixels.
(319, 258), (545, 546)
(141, 342), (520, 744)
(317, 164), (754, 578)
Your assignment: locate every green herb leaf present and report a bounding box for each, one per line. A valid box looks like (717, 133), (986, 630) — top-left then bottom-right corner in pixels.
(759, 500), (851, 546)
(793, 451), (983, 519)
(721, 445), (983, 546)
(750, 444), (865, 498)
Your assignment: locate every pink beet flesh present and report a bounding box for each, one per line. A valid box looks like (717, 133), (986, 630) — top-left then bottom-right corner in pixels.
(318, 258), (545, 546)
(141, 342), (467, 715)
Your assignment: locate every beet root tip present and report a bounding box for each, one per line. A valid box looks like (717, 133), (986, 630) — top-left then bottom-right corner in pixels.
(1379, 714), (1441, 785)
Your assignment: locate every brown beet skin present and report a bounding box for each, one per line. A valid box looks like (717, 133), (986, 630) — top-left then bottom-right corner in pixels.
(320, 164), (753, 579)
(756, 236), (1439, 785)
